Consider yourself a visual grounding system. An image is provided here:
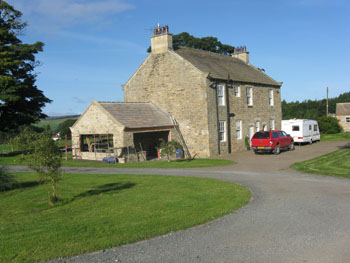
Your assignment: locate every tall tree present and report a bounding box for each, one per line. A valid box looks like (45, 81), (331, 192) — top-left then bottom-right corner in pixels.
(0, 1), (51, 131)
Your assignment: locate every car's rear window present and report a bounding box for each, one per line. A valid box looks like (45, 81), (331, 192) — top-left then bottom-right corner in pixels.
(253, 132), (270, 139)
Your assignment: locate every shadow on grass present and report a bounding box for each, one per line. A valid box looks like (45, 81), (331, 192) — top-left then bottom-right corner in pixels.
(0, 180), (40, 192)
(338, 142), (350, 149)
(74, 182), (136, 199)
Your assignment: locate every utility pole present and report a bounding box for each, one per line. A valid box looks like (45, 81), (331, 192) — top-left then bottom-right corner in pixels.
(326, 87), (329, 116)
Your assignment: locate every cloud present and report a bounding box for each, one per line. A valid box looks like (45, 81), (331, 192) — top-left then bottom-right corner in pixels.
(72, 96), (87, 104)
(9, 0), (135, 32)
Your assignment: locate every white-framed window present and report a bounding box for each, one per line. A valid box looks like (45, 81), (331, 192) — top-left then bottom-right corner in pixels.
(236, 120), (242, 140)
(246, 87), (253, 106)
(346, 116), (350, 123)
(269, 89), (274, 106)
(234, 85), (240, 97)
(270, 119), (275, 130)
(219, 121), (226, 142)
(217, 85), (225, 106)
(255, 120), (260, 132)
(263, 124), (267, 131)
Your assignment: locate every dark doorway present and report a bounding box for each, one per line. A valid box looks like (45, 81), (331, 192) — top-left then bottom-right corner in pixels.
(133, 131), (169, 158)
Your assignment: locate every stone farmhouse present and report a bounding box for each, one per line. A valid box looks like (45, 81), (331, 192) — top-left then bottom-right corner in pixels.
(71, 26), (282, 160)
(336, 103), (350, 132)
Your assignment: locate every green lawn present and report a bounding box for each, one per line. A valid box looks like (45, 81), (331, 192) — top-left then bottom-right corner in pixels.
(0, 172), (250, 263)
(0, 154), (233, 168)
(320, 132), (350, 141)
(293, 147), (350, 178)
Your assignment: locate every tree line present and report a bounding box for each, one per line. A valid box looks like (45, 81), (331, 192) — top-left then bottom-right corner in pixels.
(282, 92), (350, 120)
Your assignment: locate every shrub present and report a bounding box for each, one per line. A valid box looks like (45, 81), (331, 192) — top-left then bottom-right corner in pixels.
(318, 115), (343, 134)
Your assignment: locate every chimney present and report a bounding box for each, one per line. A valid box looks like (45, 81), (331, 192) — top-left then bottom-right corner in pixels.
(232, 46), (249, 64)
(150, 24), (173, 54)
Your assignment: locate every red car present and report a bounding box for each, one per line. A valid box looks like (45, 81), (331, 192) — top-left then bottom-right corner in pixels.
(251, 130), (295, 154)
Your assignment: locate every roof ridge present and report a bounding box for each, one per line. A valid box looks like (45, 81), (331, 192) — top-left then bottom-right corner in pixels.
(98, 101), (151, 104)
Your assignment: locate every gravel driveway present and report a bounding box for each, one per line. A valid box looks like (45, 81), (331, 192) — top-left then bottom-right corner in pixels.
(7, 141), (350, 263)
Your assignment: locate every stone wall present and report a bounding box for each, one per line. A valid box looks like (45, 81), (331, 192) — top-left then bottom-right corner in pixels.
(337, 115), (350, 132)
(208, 82), (282, 156)
(123, 51), (210, 157)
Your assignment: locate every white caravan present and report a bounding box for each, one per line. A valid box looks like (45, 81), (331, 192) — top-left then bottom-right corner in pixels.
(281, 119), (320, 144)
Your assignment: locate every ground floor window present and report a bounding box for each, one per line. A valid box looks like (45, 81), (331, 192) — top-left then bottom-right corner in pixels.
(255, 120), (260, 132)
(270, 119), (275, 130)
(236, 120), (242, 140)
(80, 134), (113, 152)
(219, 121), (226, 142)
(346, 116), (350, 123)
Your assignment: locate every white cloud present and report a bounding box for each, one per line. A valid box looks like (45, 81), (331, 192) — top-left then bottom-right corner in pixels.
(8, 0), (135, 32)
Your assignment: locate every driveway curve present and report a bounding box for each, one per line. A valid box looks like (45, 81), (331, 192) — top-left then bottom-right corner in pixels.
(7, 141), (350, 262)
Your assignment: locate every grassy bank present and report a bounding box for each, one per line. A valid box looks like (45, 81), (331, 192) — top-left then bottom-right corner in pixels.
(293, 147), (350, 178)
(0, 172), (250, 262)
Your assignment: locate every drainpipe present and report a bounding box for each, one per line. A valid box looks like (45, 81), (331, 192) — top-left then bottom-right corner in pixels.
(226, 75), (232, 154)
(214, 80), (221, 155)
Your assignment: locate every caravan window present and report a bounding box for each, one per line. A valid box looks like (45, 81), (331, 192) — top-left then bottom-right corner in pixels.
(292, 126), (300, 131)
(314, 125), (318, 131)
(309, 125), (312, 130)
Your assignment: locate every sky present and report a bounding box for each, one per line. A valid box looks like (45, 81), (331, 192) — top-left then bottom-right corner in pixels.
(6, 0), (350, 116)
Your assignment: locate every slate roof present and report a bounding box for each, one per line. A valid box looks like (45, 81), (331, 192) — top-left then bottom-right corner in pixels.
(336, 103), (350, 116)
(98, 102), (173, 129)
(174, 47), (281, 86)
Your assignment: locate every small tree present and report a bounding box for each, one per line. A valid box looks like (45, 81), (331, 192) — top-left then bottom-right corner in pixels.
(318, 116), (343, 134)
(14, 129), (62, 205)
(158, 139), (182, 162)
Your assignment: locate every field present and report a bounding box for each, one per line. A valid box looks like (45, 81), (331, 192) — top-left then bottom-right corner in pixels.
(33, 116), (79, 131)
(293, 146), (350, 178)
(0, 172), (250, 262)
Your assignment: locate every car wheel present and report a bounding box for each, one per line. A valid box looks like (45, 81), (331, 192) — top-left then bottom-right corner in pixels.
(289, 142), (295, 151)
(273, 144), (280, 155)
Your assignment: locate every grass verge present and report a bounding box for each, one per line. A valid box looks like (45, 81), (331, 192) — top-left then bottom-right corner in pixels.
(0, 172), (250, 263)
(292, 147), (350, 178)
(320, 132), (350, 141)
(0, 154), (233, 168)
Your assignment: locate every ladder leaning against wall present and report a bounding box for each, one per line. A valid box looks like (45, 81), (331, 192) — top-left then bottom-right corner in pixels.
(168, 114), (192, 159)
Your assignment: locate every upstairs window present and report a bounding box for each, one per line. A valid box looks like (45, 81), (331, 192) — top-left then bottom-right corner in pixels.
(236, 120), (242, 140)
(346, 117), (350, 123)
(269, 89), (274, 106)
(217, 85), (225, 106)
(246, 87), (253, 106)
(234, 85), (240, 97)
(219, 121), (226, 142)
